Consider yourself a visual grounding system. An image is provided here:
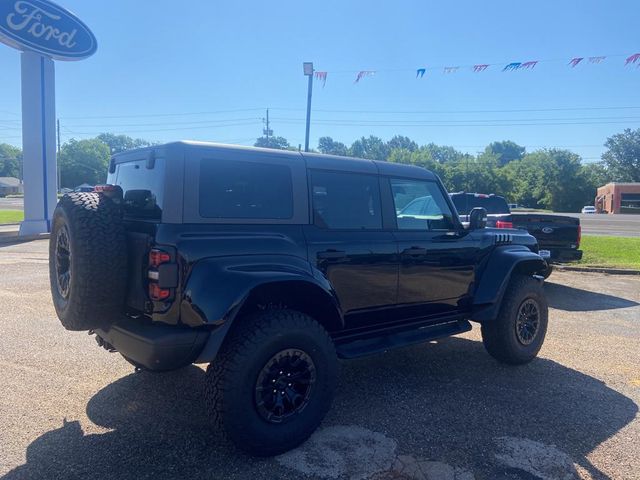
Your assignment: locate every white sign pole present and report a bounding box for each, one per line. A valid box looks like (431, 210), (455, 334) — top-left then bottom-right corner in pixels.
(19, 50), (57, 235)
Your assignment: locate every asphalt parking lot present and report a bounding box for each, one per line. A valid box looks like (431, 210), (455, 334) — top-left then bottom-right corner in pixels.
(0, 239), (639, 480)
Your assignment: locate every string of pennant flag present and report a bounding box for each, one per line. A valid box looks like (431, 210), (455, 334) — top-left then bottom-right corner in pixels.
(312, 52), (640, 86)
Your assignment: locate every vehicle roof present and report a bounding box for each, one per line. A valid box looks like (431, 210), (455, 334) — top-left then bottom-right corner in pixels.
(112, 141), (437, 180)
(450, 192), (507, 199)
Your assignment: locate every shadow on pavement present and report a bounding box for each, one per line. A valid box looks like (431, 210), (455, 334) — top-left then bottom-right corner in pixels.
(545, 281), (639, 311)
(2, 338), (636, 480)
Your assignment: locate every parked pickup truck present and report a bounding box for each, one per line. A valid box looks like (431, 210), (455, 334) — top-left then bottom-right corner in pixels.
(450, 193), (583, 264)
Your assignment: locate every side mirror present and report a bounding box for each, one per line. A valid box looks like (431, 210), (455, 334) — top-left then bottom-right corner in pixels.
(469, 207), (487, 230)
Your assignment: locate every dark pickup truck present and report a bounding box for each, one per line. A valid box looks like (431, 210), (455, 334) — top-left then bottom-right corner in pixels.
(450, 193), (583, 264)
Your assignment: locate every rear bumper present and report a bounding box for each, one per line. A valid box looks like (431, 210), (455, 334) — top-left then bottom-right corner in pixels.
(96, 318), (210, 371)
(548, 248), (583, 263)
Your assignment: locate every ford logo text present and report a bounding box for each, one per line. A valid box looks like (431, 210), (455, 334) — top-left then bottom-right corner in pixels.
(0, 0), (96, 60)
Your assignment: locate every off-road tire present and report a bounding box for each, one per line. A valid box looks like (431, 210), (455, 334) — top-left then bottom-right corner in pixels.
(481, 274), (548, 365)
(204, 309), (338, 456)
(49, 192), (127, 331)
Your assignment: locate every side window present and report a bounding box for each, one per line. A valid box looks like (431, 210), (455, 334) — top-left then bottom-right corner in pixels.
(114, 158), (165, 220)
(391, 178), (456, 231)
(311, 170), (382, 229)
(199, 159), (293, 219)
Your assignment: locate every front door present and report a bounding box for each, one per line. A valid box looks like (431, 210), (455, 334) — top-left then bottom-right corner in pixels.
(388, 177), (479, 320)
(304, 170), (398, 330)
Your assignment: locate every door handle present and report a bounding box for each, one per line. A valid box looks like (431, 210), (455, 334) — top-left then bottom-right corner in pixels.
(402, 247), (427, 256)
(317, 249), (347, 260)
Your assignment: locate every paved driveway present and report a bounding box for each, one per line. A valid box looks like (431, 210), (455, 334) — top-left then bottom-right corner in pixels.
(0, 240), (639, 480)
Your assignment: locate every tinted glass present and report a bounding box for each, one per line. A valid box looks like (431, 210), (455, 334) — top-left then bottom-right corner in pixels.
(114, 157), (165, 220)
(391, 178), (455, 230)
(199, 159), (293, 219)
(453, 194), (510, 214)
(311, 170), (382, 229)
(451, 194), (467, 214)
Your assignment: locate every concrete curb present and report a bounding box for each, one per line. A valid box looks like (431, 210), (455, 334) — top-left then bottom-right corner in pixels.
(0, 233), (50, 244)
(555, 265), (640, 275)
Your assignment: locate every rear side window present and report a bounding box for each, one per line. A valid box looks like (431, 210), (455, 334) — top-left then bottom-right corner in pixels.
(199, 159), (293, 219)
(311, 170), (382, 229)
(453, 194), (510, 215)
(114, 157), (165, 220)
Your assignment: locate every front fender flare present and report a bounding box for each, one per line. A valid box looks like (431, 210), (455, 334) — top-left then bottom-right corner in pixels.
(472, 245), (547, 322)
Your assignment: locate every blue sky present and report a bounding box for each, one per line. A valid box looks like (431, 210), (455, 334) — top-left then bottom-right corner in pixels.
(1, 0), (639, 161)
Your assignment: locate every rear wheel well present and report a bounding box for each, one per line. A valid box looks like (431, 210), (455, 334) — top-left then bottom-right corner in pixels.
(236, 281), (343, 334)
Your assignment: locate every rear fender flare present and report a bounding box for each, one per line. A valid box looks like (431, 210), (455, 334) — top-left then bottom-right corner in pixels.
(181, 256), (343, 362)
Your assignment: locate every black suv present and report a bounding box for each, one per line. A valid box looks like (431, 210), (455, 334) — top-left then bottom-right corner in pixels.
(49, 142), (549, 456)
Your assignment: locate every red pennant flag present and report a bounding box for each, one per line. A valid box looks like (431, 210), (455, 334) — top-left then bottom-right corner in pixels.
(314, 71), (328, 87)
(568, 57), (583, 67)
(473, 64), (489, 72)
(625, 53), (640, 65)
(520, 61), (538, 69)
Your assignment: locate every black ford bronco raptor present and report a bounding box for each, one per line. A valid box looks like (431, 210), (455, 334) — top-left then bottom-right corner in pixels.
(49, 141), (549, 456)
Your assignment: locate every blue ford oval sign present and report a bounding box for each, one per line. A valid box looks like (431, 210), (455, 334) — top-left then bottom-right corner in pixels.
(0, 0), (96, 61)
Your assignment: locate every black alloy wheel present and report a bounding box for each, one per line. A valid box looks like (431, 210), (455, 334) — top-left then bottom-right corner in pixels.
(515, 298), (540, 346)
(255, 348), (317, 423)
(55, 225), (72, 299)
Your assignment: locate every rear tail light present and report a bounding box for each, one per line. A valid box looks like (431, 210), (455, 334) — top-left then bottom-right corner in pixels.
(496, 220), (514, 229)
(148, 248), (174, 302)
(577, 225), (582, 248)
(149, 249), (171, 268)
(149, 283), (171, 301)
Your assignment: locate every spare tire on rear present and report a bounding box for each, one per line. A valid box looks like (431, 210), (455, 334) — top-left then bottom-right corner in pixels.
(49, 192), (127, 331)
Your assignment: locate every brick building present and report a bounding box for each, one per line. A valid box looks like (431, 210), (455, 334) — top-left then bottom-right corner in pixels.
(595, 183), (640, 214)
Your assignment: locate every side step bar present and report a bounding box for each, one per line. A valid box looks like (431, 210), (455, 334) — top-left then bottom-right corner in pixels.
(335, 320), (472, 359)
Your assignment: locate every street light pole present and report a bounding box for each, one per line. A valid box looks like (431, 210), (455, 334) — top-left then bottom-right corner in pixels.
(303, 62), (314, 152)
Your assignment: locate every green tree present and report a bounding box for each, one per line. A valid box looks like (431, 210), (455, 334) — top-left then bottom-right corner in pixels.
(485, 140), (525, 166)
(387, 135), (418, 152)
(349, 135), (389, 160)
(503, 149), (589, 212)
(0, 143), (22, 178)
(318, 136), (348, 156)
(254, 136), (290, 150)
(59, 138), (111, 188)
(97, 133), (152, 154)
(602, 128), (640, 181)
(447, 152), (506, 194)
(422, 143), (466, 164)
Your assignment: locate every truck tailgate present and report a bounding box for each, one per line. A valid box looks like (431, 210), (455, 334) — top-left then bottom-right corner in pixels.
(511, 214), (580, 248)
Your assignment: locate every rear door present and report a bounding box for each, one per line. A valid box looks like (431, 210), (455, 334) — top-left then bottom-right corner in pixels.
(390, 178), (480, 319)
(304, 170), (398, 330)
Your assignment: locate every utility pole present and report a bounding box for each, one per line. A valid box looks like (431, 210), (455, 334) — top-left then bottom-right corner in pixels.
(262, 108), (272, 145)
(56, 118), (61, 192)
(303, 62), (314, 152)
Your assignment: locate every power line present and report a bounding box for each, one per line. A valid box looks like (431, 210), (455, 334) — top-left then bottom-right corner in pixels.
(273, 115), (640, 123)
(61, 120), (262, 135)
(63, 117), (261, 128)
(273, 105), (640, 114)
(59, 107), (265, 120)
(275, 119), (640, 127)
